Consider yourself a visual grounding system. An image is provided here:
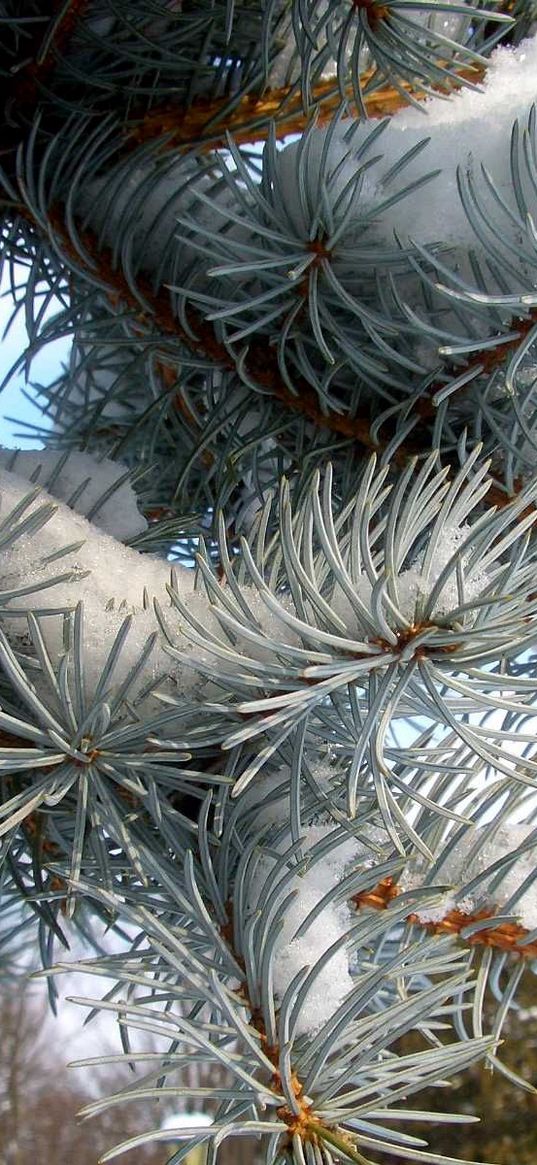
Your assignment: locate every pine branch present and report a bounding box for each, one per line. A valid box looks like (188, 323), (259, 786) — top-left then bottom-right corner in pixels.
(237, 976), (341, 1159)
(417, 312), (537, 426)
(11, 1), (87, 97)
(44, 205), (386, 457)
(2, 9), (537, 1159)
(127, 64), (485, 153)
(40, 202), (536, 476)
(8, 195), (537, 515)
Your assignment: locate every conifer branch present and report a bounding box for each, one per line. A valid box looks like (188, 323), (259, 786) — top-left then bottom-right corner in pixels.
(9, 192), (537, 490)
(417, 312), (537, 423)
(127, 64), (485, 152)
(45, 206), (385, 456)
(44, 202), (537, 483)
(2, 8), (537, 1159)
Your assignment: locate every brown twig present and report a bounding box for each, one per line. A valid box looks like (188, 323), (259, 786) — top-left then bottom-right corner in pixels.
(354, 876), (537, 959)
(127, 64), (484, 153)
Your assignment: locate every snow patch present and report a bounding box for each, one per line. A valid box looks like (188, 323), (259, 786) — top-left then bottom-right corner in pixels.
(0, 463), (214, 706)
(331, 522), (490, 633)
(0, 449), (147, 540)
(248, 823), (359, 1036)
(245, 765), (390, 1036)
(278, 36), (537, 253)
(400, 825), (537, 931)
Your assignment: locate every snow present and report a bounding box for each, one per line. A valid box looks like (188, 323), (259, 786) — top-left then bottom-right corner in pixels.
(240, 588), (300, 654)
(0, 462), (215, 705)
(409, 894), (457, 924)
(245, 764), (389, 1037)
(400, 824), (537, 930)
(249, 822), (359, 1037)
(277, 36), (537, 255)
(0, 449), (147, 540)
(396, 524), (490, 620)
(331, 522), (490, 632)
(0, 455), (302, 709)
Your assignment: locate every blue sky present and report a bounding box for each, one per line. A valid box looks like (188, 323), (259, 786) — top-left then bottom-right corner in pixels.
(0, 266), (71, 448)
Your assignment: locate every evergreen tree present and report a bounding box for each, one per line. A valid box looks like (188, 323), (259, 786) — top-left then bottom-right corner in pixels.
(1, 3), (537, 1162)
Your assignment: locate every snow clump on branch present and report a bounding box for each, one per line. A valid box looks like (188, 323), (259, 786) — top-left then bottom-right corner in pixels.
(278, 35), (537, 255)
(0, 450), (298, 709)
(0, 449), (147, 540)
(245, 763), (389, 1037)
(400, 824), (537, 931)
(331, 522), (491, 632)
(0, 453), (212, 703)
